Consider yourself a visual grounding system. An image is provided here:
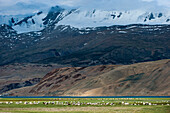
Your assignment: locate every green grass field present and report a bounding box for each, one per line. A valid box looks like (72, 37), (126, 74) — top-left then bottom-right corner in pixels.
(0, 98), (169, 113)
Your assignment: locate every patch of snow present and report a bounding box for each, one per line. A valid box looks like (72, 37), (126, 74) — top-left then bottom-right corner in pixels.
(34, 39), (39, 42)
(140, 26), (151, 28)
(126, 26), (137, 29)
(97, 32), (105, 34)
(60, 26), (68, 31)
(119, 31), (127, 33)
(110, 31), (114, 34)
(79, 31), (84, 34)
(40, 37), (45, 40)
(84, 43), (87, 46)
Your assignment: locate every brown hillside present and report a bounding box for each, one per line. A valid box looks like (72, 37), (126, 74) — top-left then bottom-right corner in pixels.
(8, 59), (170, 96)
(0, 63), (66, 94)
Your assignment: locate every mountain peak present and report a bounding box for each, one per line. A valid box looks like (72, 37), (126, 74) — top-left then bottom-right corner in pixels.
(49, 5), (65, 13)
(0, 5), (170, 33)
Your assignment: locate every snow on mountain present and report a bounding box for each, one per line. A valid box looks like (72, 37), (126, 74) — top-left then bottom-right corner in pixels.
(0, 12), (46, 33)
(0, 5), (76, 33)
(42, 6), (76, 26)
(12, 12), (46, 33)
(0, 5), (170, 33)
(56, 9), (170, 28)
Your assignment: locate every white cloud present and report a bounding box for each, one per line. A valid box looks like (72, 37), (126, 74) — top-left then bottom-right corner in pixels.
(142, 0), (170, 7)
(142, 0), (154, 2)
(157, 0), (170, 7)
(66, 0), (169, 11)
(0, 0), (169, 15)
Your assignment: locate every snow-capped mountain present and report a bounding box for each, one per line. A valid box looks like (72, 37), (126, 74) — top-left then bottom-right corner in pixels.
(0, 5), (170, 33)
(0, 6), (75, 33)
(56, 9), (170, 28)
(0, 12), (45, 33)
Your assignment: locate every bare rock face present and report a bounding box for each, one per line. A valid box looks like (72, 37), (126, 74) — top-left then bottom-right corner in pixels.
(8, 59), (170, 96)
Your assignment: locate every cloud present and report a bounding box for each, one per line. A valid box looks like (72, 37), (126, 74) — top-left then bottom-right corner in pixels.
(157, 0), (170, 7)
(142, 0), (154, 2)
(64, 0), (169, 11)
(0, 0), (51, 15)
(0, 0), (169, 15)
(56, 0), (170, 10)
(142, 0), (170, 7)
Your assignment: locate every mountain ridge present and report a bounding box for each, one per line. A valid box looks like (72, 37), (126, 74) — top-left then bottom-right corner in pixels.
(0, 5), (170, 33)
(0, 3), (170, 97)
(0, 24), (169, 66)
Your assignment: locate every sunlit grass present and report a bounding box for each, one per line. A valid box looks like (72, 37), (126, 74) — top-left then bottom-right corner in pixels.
(0, 98), (169, 113)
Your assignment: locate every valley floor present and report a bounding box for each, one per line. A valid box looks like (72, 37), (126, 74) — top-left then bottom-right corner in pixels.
(0, 98), (169, 113)
(0, 106), (169, 113)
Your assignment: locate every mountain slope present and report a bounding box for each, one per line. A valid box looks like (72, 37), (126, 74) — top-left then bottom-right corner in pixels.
(6, 59), (170, 96)
(0, 6), (74, 33)
(0, 5), (170, 33)
(0, 12), (46, 33)
(0, 63), (66, 94)
(56, 9), (170, 28)
(0, 24), (170, 66)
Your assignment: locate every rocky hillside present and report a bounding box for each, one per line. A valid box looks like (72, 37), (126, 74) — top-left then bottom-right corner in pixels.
(0, 24), (170, 67)
(6, 59), (170, 96)
(0, 63), (66, 94)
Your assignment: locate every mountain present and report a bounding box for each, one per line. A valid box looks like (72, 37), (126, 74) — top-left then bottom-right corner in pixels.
(0, 63), (66, 94)
(4, 59), (170, 96)
(0, 5), (170, 33)
(0, 12), (45, 33)
(0, 6), (75, 33)
(0, 24), (169, 66)
(56, 9), (170, 28)
(0, 4), (170, 96)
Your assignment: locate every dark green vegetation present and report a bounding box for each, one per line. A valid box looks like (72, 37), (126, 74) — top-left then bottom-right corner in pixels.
(0, 24), (170, 66)
(0, 98), (169, 113)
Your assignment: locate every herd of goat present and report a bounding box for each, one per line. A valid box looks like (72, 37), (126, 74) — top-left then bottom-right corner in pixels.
(0, 100), (169, 106)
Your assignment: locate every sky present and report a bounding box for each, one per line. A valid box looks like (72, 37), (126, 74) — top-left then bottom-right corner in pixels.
(0, 0), (170, 15)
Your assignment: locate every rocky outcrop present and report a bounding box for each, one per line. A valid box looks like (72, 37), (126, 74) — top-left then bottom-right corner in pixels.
(0, 78), (41, 94)
(0, 63), (66, 94)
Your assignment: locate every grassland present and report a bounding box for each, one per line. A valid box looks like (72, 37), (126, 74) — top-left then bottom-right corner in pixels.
(0, 98), (169, 113)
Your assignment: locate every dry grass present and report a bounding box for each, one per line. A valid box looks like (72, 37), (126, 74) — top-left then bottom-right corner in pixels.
(0, 106), (169, 113)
